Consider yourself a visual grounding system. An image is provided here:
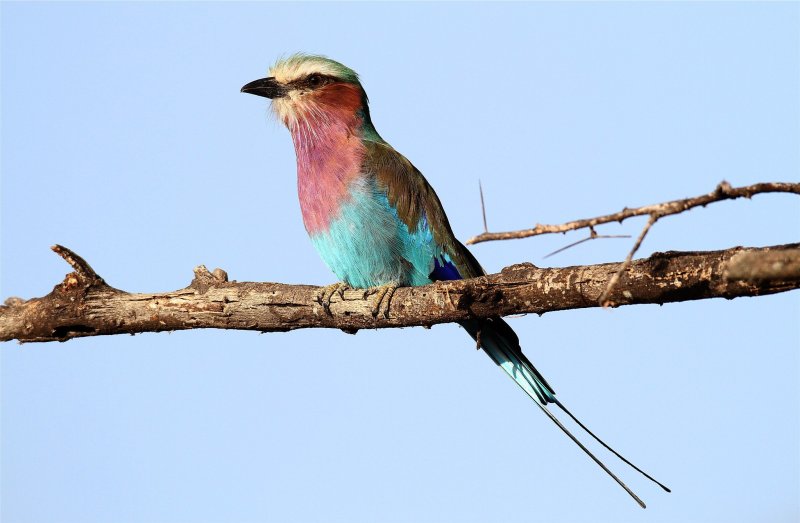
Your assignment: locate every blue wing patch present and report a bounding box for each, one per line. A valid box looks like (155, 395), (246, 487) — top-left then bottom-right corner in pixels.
(430, 254), (462, 281)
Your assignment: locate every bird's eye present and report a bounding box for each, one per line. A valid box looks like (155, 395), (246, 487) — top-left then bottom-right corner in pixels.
(308, 74), (323, 88)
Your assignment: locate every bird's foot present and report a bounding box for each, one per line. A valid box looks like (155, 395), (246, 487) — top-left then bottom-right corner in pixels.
(364, 283), (399, 319)
(316, 282), (350, 315)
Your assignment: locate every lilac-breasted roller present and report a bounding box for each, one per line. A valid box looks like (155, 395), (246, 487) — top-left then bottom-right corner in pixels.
(242, 54), (668, 507)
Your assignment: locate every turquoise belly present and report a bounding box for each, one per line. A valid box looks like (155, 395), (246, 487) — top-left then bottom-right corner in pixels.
(309, 181), (437, 288)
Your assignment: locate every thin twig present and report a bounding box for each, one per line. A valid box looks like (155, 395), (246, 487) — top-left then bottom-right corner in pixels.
(599, 214), (658, 307)
(467, 181), (800, 245)
(544, 227), (631, 259)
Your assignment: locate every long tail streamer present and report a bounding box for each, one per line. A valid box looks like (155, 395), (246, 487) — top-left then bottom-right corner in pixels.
(461, 318), (669, 508)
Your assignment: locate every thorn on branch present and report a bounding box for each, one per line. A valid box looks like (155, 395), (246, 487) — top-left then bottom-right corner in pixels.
(52, 244), (104, 284)
(50, 245), (109, 295)
(479, 180), (488, 233)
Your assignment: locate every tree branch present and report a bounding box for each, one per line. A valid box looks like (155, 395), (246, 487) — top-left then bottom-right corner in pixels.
(466, 181), (800, 245)
(2, 243), (798, 344)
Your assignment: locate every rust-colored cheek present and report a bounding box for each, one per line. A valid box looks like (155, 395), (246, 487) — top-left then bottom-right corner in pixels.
(314, 83), (365, 117)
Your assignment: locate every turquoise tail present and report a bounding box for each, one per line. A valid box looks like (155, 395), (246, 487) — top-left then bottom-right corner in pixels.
(460, 317), (670, 508)
(460, 317), (556, 405)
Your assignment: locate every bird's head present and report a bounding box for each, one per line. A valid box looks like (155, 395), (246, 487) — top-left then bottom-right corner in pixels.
(241, 54), (371, 134)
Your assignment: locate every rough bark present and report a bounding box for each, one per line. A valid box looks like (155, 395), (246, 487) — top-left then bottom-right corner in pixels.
(1, 243), (798, 344)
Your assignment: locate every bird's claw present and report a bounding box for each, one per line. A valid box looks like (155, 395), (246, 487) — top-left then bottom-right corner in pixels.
(364, 283), (399, 318)
(316, 282), (350, 315)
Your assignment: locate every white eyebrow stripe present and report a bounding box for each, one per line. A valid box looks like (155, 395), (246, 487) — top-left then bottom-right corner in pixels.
(270, 59), (344, 84)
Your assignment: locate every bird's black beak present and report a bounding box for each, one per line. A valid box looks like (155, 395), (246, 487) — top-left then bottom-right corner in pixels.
(241, 77), (286, 99)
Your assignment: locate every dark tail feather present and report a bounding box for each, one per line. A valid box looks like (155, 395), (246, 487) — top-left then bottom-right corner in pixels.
(461, 317), (669, 508)
(553, 398), (671, 493)
(531, 393), (647, 508)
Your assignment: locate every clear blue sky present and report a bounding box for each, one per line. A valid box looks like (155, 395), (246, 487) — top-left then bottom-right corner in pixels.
(2, 2), (798, 522)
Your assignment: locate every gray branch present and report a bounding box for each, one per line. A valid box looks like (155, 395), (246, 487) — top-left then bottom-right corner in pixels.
(1, 243), (798, 344)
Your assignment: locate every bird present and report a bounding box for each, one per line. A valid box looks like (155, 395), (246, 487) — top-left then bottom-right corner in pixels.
(242, 54), (669, 507)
